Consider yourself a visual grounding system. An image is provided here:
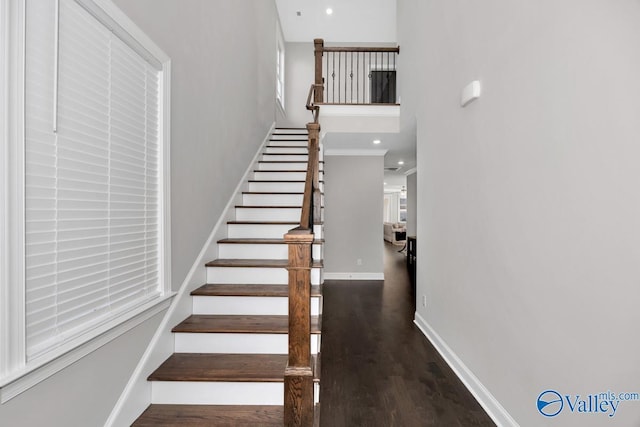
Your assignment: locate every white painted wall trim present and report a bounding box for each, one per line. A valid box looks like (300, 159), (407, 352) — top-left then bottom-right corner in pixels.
(105, 123), (276, 427)
(323, 272), (384, 281)
(413, 312), (519, 427)
(319, 104), (400, 117)
(324, 149), (388, 156)
(0, 296), (172, 403)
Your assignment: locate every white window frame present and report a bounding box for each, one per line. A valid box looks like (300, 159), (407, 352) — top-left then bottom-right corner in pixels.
(276, 21), (285, 112)
(0, 0), (173, 402)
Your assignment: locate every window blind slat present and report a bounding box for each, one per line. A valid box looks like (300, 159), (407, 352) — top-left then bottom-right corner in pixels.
(24, 0), (164, 360)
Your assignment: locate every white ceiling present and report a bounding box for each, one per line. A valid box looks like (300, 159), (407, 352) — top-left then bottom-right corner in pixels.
(275, 0), (397, 43)
(322, 123), (416, 173)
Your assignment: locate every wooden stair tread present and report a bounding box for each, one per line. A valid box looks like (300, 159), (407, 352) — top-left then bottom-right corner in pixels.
(248, 180), (324, 183)
(227, 220), (323, 225)
(217, 238), (324, 244)
(242, 191), (303, 195)
(191, 283), (322, 297)
(205, 258), (323, 268)
(148, 353), (288, 382)
(259, 160), (308, 163)
(253, 169), (324, 172)
(263, 153), (309, 156)
(258, 160), (324, 163)
(172, 314), (322, 334)
(234, 205), (302, 209)
(267, 145), (309, 149)
(132, 404), (284, 426)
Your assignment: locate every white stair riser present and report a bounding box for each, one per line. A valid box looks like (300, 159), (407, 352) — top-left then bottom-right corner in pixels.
(271, 133), (308, 139)
(174, 333), (320, 354)
(151, 382), (284, 405)
(192, 295), (321, 316)
(242, 193), (303, 206)
(258, 162), (308, 171)
(218, 243), (322, 260)
(273, 130), (308, 134)
(262, 155), (309, 162)
(264, 147), (307, 154)
(227, 223), (323, 239)
(268, 140), (307, 147)
(236, 207), (301, 222)
(253, 171), (307, 181)
(206, 267), (322, 285)
(253, 170), (323, 181)
(248, 182), (305, 192)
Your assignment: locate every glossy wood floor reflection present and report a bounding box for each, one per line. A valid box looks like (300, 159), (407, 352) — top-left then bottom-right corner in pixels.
(319, 243), (495, 427)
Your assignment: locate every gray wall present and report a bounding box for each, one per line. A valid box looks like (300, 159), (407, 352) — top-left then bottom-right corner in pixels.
(0, 312), (164, 426)
(114, 0), (277, 291)
(399, 0), (640, 425)
(278, 42), (315, 128)
(406, 171), (417, 236)
(0, 2), (278, 426)
(324, 154), (384, 277)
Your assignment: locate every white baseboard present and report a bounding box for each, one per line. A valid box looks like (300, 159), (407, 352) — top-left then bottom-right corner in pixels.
(105, 123), (276, 427)
(413, 312), (519, 427)
(323, 272), (384, 281)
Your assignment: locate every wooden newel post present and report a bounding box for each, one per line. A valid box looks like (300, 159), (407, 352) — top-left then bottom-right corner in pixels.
(284, 228), (315, 426)
(313, 39), (324, 103)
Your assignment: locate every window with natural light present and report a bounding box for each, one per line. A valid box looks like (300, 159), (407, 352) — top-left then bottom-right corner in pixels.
(0, 0), (171, 400)
(276, 30), (285, 109)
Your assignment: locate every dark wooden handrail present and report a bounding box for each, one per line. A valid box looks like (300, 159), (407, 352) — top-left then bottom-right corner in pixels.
(305, 84), (321, 124)
(284, 76), (322, 426)
(322, 46), (400, 53)
(286, 38), (400, 425)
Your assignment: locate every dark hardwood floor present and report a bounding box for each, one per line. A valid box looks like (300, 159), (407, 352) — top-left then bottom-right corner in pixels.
(319, 242), (495, 427)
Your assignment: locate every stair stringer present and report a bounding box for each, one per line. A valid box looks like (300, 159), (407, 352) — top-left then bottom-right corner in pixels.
(104, 122), (276, 427)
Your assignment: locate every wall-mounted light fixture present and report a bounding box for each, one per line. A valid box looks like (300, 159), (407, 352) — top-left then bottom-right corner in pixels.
(461, 80), (481, 107)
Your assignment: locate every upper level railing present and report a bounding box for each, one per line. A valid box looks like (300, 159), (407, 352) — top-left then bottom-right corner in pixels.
(313, 38), (400, 105)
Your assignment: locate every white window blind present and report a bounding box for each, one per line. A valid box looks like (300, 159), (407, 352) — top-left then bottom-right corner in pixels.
(276, 31), (284, 108)
(25, 0), (164, 360)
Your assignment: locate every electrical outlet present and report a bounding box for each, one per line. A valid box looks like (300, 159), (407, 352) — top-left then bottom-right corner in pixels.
(356, 258), (362, 266)
(422, 295), (427, 307)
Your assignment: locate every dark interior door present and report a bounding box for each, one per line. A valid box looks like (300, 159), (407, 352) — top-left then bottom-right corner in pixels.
(370, 70), (396, 104)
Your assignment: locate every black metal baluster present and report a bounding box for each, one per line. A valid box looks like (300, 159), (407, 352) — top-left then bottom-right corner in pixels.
(386, 52), (389, 103)
(325, 53), (329, 103)
(350, 52), (353, 104)
(332, 52), (335, 103)
(367, 51), (371, 104)
(391, 52), (398, 104)
(338, 52), (342, 104)
(356, 52), (360, 104)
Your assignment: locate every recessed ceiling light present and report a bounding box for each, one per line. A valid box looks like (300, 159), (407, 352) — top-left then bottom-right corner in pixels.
(373, 139), (381, 145)
(326, 8), (333, 15)
(398, 160), (404, 165)
(384, 182), (387, 185)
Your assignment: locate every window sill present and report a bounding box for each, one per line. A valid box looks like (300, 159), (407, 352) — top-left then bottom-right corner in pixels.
(0, 292), (175, 403)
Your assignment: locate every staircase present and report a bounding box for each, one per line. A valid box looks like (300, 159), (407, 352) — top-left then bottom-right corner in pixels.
(133, 128), (323, 426)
